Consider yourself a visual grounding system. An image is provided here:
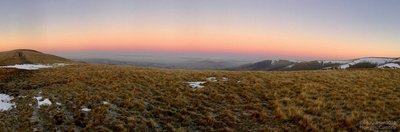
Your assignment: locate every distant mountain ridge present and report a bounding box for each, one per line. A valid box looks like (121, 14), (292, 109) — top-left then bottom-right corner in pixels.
(0, 49), (73, 66)
(81, 58), (248, 70)
(228, 57), (400, 71)
(1, 49), (398, 70)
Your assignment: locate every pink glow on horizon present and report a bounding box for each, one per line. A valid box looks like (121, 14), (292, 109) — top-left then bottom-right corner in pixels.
(1, 1), (399, 60)
(1, 41), (398, 61)
(18, 43), (393, 61)
(1, 24), (399, 60)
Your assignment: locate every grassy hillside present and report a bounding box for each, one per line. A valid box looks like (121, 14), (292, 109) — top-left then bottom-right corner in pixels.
(0, 49), (73, 66)
(0, 64), (399, 131)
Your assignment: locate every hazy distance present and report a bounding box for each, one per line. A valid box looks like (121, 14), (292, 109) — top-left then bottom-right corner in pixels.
(50, 51), (271, 69)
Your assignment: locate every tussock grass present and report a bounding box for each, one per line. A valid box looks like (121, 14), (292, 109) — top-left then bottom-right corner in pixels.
(0, 64), (399, 131)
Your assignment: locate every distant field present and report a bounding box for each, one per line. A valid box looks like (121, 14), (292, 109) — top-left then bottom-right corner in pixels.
(0, 64), (399, 131)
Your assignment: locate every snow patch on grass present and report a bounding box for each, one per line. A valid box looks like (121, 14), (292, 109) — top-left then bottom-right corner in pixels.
(188, 81), (206, 89)
(207, 77), (217, 82)
(2, 64), (52, 70)
(34, 96), (52, 108)
(0, 63), (68, 70)
(0, 94), (16, 111)
(207, 77), (229, 82)
(81, 107), (91, 112)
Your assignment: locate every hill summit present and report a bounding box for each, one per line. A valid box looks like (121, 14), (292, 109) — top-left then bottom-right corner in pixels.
(0, 49), (72, 66)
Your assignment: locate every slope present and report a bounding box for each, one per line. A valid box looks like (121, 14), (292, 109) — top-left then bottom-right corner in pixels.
(0, 49), (73, 66)
(230, 57), (400, 71)
(0, 64), (399, 131)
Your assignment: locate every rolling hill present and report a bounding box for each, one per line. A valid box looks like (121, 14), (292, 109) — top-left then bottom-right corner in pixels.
(229, 57), (400, 71)
(0, 49), (73, 66)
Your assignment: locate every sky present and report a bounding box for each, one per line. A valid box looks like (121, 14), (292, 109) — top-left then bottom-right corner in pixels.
(0, 0), (399, 60)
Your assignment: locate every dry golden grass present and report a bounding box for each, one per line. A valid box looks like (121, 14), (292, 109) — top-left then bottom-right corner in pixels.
(0, 64), (399, 131)
(0, 49), (73, 66)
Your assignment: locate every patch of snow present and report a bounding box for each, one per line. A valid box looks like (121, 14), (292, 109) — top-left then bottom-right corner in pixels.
(285, 64), (295, 68)
(187, 81), (206, 89)
(0, 63), (68, 70)
(53, 63), (69, 67)
(338, 58), (395, 69)
(81, 107), (91, 112)
(392, 59), (400, 62)
(207, 77), (228, 82)
(207, 77), (217, 82)
(34, 96), (52, 108)
(339, 64), (350, 69)
(378, 63), (400, 69)
(103, 101), (110, 105)
(0, 94), (16, 111)
(34, 96), (43, 100)
(322, 67), (333, 70)
(1, 64), (52, 70)
(288, 60), (303, 63)
(319, 60), (350, 64)
(352, 58), (393, 65)
(271, 60), (279, 65)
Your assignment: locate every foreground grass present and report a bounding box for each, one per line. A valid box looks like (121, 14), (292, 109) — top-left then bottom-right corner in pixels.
(0, 64), (399, 131)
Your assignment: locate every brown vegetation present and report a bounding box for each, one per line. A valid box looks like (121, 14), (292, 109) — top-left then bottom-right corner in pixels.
(0, 49), (73, 66)
(0, 64), (399, 131)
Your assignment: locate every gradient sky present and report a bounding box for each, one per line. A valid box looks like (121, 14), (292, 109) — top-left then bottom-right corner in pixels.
(1, 0), (399, 60)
